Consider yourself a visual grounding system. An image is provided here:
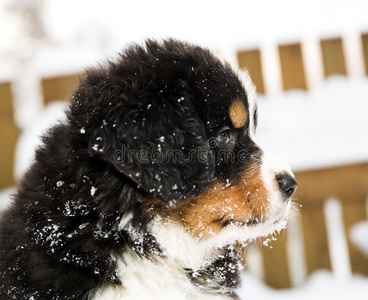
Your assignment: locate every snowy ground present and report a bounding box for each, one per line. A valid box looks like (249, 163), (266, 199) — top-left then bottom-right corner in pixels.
(238, 270), (368, 300)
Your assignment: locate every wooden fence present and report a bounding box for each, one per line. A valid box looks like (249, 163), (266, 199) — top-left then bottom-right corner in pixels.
(238, 32), (368, 288)
(237, 33), (368, 93)
(1, 33), (368, 289)
(0, 74), (80, 190)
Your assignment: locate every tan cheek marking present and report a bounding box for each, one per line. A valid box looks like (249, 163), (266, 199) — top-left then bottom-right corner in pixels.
(178, 172), (269, 238)
(229, 99), (247, 128)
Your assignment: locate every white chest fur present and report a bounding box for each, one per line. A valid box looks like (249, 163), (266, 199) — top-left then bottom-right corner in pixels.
(91, 250), (232, 300)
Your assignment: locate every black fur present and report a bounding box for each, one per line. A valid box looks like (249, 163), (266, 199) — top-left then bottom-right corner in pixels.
(186, 247), (241, 296)
(0, 39), (256, 299)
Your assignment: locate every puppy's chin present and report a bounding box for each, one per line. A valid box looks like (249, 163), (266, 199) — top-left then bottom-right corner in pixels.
(208, 201), (294, 245)
(145, 191), (295, 254)
(145, 206), (292, 272)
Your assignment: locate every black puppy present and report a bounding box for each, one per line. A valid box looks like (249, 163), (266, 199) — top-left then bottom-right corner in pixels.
(0, 39), (297, 299)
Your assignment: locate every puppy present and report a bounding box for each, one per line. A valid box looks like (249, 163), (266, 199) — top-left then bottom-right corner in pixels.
(0, 39), (297, 299)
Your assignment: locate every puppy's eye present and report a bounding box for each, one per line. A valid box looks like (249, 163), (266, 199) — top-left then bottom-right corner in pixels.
(216, 131), (231, 144)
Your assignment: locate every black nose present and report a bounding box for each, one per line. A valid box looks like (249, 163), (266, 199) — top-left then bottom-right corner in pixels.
(277, 174), (298, 199)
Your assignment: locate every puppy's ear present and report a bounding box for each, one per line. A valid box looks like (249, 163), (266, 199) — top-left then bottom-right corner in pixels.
(88, 96), (214, 203)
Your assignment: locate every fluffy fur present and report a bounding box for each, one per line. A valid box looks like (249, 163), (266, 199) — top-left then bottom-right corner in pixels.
(0, 39), (297, 299)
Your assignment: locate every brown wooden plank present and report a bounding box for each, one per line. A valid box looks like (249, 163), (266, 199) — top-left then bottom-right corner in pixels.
(261, 231), (291, 289)
(278, 43), (307, 91)
(0, 82), (13, 116)
(294, 163), (368, 201)
(0, 121), (18, 189)
(237, 49), (265, 94)
(320, 38), (347, 77)
(300, 200), (332, 274)
(41, 74), (80, 105)
(342, 195), (368, 276)
(0, 82), (17, 189)
(362, 33), (368, 76)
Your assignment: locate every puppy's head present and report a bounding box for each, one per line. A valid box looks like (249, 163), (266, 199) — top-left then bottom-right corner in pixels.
(70, 39), (296, 241)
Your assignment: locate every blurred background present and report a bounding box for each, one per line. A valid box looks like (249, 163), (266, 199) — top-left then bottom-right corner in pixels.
(1, 0), (368, 298)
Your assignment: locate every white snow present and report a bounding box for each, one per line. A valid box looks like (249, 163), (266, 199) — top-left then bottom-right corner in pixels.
(324, 198), (352, 282)
(237, 270), (368, 300)
(0, 187), (15, 212)
(350, 220), (368, 256)
(34, 44), (105, 78)
(14, 100), (68, 181)
(90, 186), (97, 197)
(256, 77), (368, 172)
(56, 181), (64, 187)
(38, 0), (368, 50)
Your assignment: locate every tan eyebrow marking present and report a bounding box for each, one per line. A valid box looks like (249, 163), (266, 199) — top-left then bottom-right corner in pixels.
(229, 99), (247, 128)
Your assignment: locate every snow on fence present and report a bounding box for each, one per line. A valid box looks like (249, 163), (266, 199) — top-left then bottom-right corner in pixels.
(1, 32), (368, 289)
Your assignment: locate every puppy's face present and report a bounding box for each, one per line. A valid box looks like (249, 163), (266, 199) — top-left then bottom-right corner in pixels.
(177, 75), (297, 239)
(73, 39), (297, 242)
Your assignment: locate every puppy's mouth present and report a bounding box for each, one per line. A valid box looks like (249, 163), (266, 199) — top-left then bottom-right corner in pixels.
(213, 215), (282, 229)
(212, 215), (261, 228)
(211, 213), (264, 229)
(212, 199), (291, 229)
